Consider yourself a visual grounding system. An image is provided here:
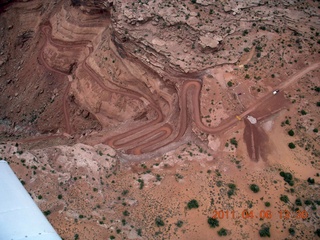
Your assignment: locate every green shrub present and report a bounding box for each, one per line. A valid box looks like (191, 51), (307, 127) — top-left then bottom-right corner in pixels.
(227, 189), (235, 198)
(280, 195), (289, 203)
(43, 210), (51, 216)
(176, 220), (183, 228)
(300, 110), (307, 115)
(207, 217), (219, 228)
(295, 198), (302, 206)
(265, 202), (271, 207)
(217, 228), (228, 236)
(259, 224), (270, 237)
(288, 129), (294, 136)
(288, 142), (296, 149)
(123, 210), (130, 216)
(304, 199), (312, 205)
(230, 138), (238, 148)
(280, 171), (294, 186)
(155, 216), (164, 227)
(250, 184), (260, 193)
(307, 177), (315, 184)
(187, 199), (199, 209)
(289, 228), (295, 236)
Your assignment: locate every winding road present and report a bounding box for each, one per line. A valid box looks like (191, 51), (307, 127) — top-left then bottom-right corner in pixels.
(39, 20), (320, 156)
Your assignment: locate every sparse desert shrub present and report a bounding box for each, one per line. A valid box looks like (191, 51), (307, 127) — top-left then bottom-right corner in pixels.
(43, 210), (51, 216)
(295, 198), (302, 206)
(288, 142), (296, 149)
(175, 220), (183, 228)
(313, 128), (318, 133)
(207, 217), (219, 228)
(122, 190), (129, 195)
(228, 183), (236, 190)
(304, 199), (312, 205)
(227, 81), (233, 87)
(300, 109), (307, 115)
(227, 189), (235, 198)
(230, 138), (238, 148)
(217, 228), (228, 236)
(187, 199), (199, 209)
(259, 224), (270, 237)
(155, 216), (164, 227)
(227, 183), (236, 198)
(289, 228), (295, 236)
(280, 171), (293, 184)
(138, 179), (144, 189)
(250, 184), (260, 193)
(307, 177), (315, 184)
(123, 210), (130, 216)
(316, 102), (320, 107)
(265, 202), (271, 207)
(280, 195), (289, 203)
(288, 129), (294, 136)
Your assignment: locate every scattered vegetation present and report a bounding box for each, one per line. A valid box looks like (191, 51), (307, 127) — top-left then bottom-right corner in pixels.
(288, 129), (294, 136)
(249, 184), (260, 193)
(288, 142), (296, 149)
(227, 183), (236, 198)
(280, 171), (294, 186)
(207, 217), (219, 228)
(307, 177), (315, 185)
(259, 224), (271, 237)
(43, 210), (51, 216)
(155, 216), (164, 227)
(217, 228), (228, 236)
(289, 228), (295, 236)
(280, 194), (289, 203)
(187, 199), (199, 209)
(175, 220), (184, 228)
(138, 179), (144, 189)
(123, 210), (130, 216)
(230, 138), (238, 148)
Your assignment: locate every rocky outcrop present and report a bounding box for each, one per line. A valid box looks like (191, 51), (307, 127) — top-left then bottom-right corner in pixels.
(104, 0), (319, 74)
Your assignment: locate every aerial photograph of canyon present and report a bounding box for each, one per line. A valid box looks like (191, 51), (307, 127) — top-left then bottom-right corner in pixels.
(0, 0), (319, 239)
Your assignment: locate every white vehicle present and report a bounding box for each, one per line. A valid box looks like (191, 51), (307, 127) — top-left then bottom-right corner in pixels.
(272, 90), (279, 95)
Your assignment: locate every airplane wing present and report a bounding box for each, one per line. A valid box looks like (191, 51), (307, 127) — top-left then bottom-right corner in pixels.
(0, 160), (61, 240)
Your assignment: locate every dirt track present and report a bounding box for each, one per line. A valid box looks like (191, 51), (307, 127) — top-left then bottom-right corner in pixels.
(39, 21), (320, 156)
